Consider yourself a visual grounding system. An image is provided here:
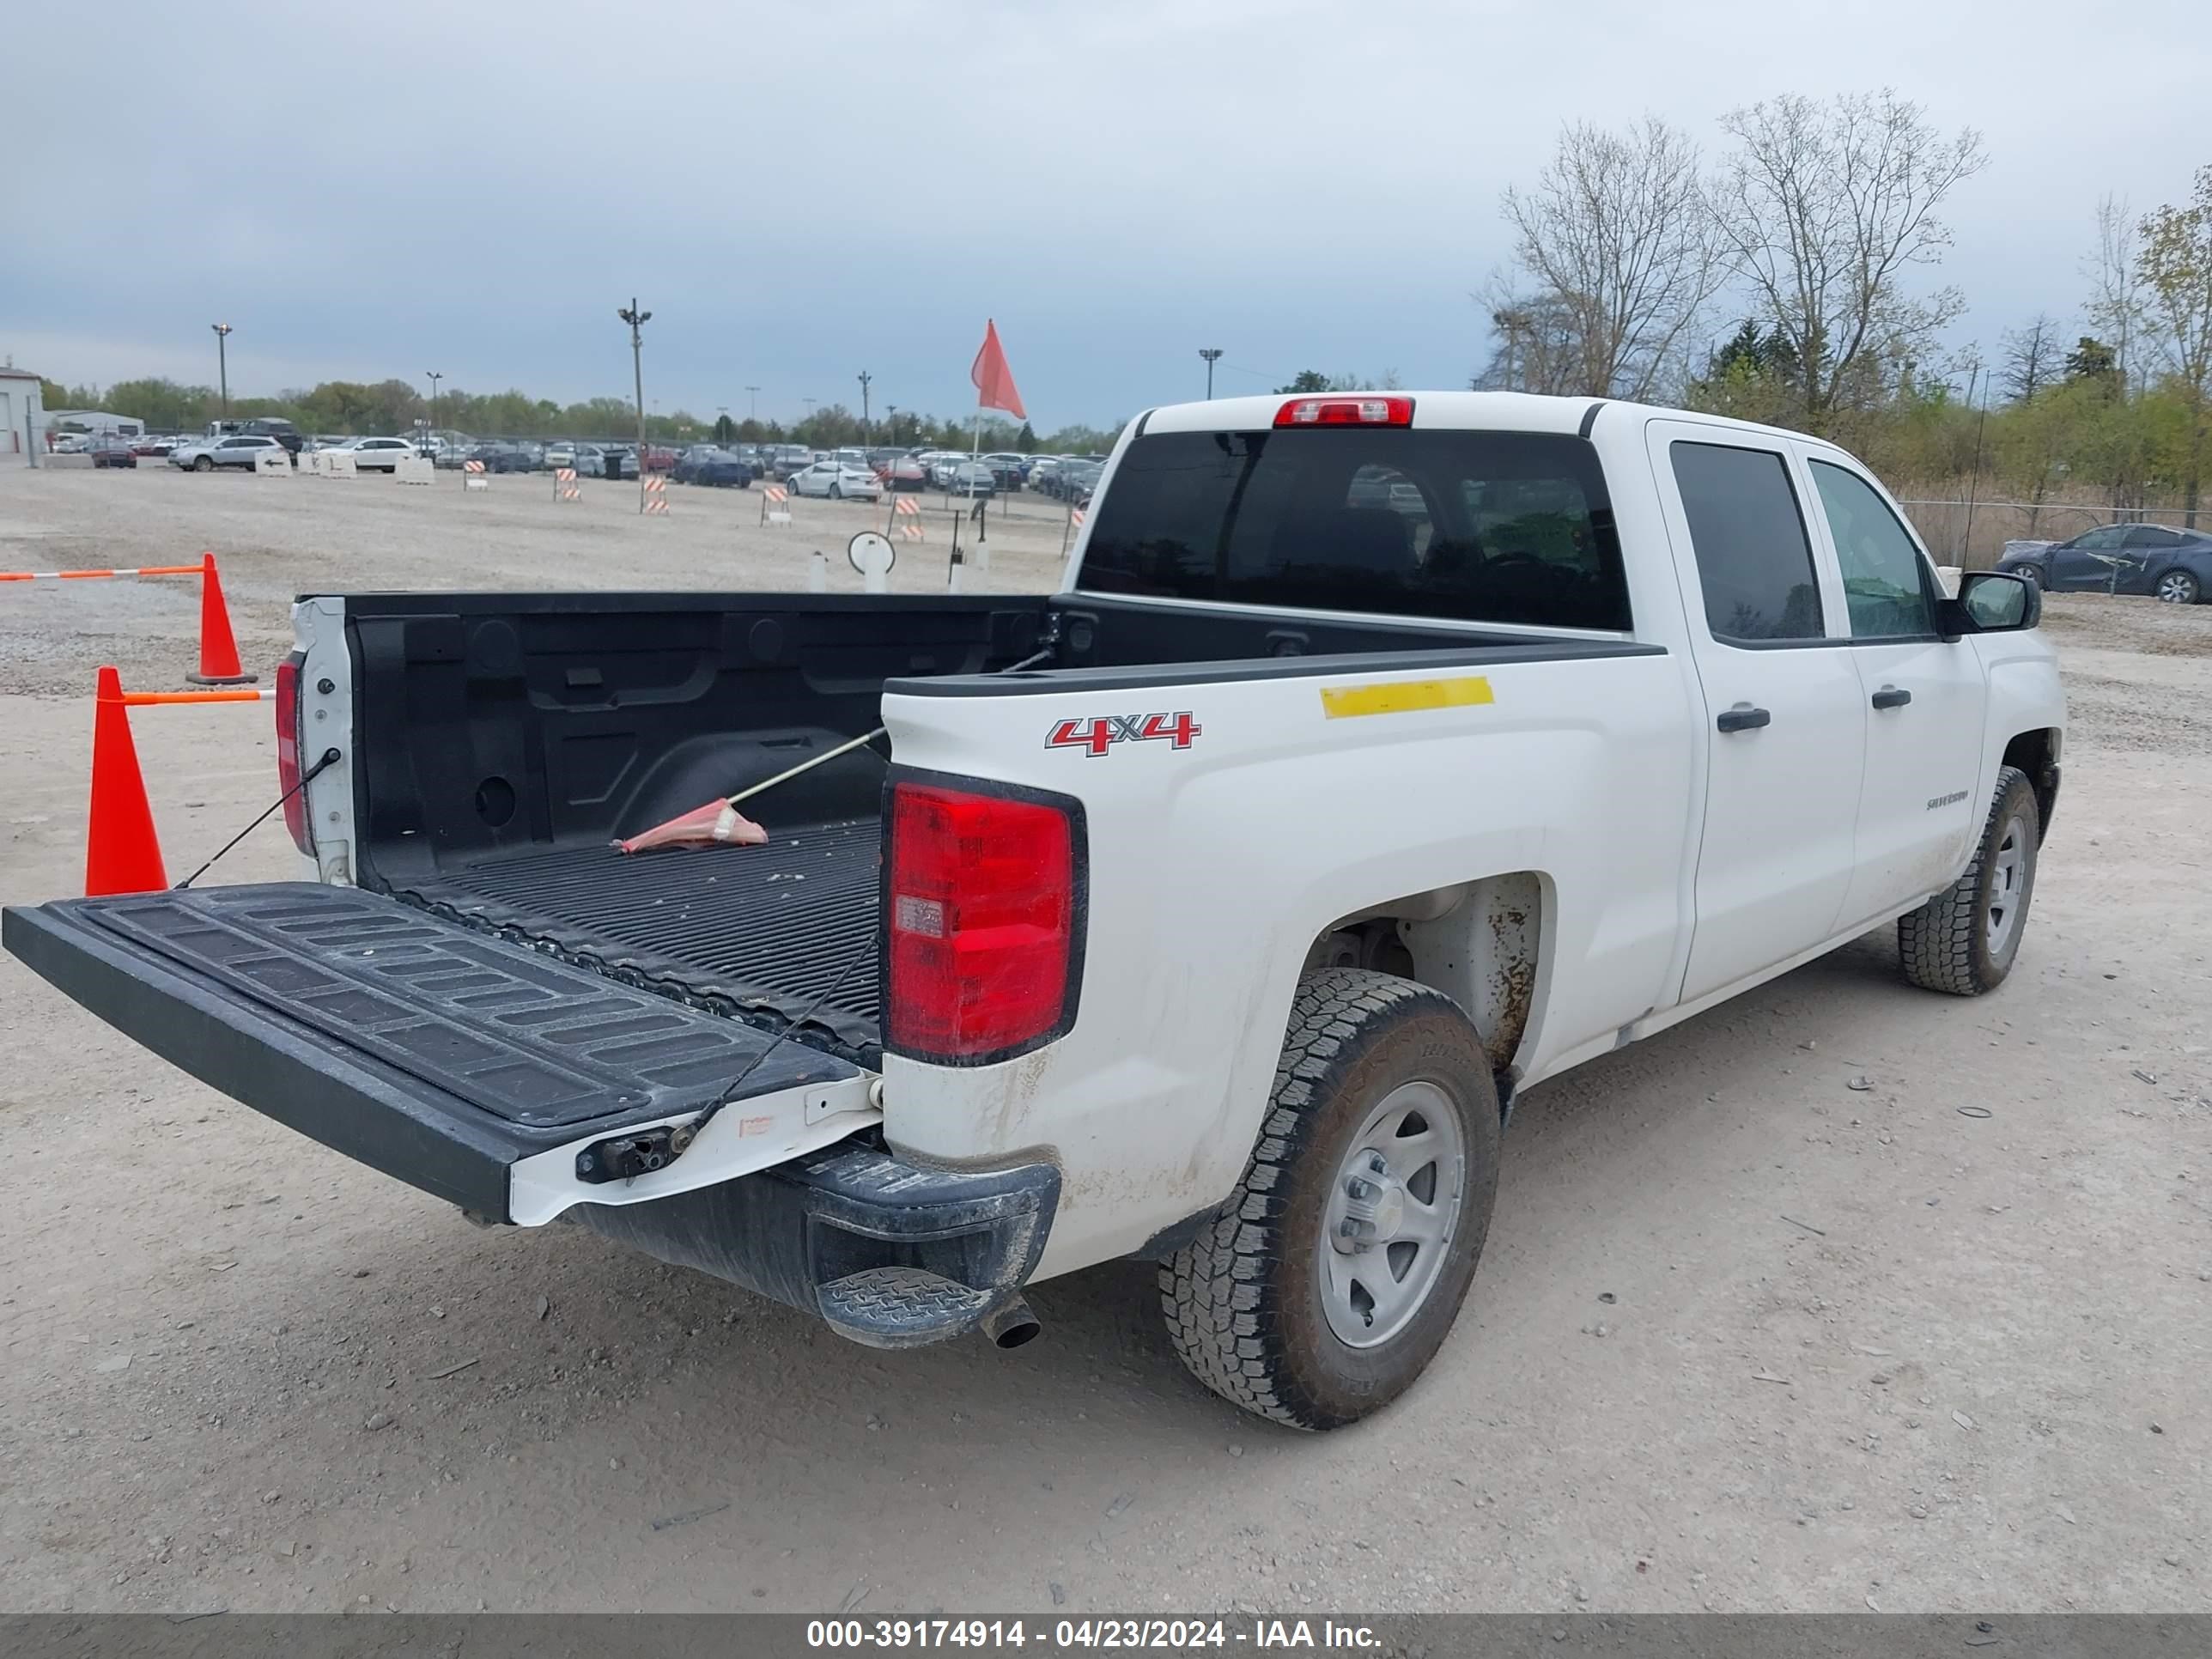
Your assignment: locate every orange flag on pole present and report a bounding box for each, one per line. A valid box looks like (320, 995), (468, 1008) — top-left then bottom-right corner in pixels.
(970, 319), (1026, 420)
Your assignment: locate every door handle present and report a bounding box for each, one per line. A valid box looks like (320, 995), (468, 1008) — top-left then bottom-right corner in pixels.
(1716, 705), (1771, 733)
(1870, 686), (1913, 710)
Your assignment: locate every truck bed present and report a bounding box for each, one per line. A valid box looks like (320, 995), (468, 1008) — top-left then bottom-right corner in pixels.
(394, 816), (882, 1061)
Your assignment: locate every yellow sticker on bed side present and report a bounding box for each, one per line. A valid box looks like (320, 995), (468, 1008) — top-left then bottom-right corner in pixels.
(1319, 675), (1495, 720)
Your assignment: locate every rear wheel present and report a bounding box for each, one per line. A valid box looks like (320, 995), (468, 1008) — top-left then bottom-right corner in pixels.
(2155, 569), (2201, 605)
(1160, 968), (1499, 1430)
(1899, 765), (2039, 995)
(830, 483), (843, 500)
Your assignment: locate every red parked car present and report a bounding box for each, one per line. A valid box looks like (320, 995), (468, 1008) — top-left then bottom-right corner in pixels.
(641, 445), (678, 472)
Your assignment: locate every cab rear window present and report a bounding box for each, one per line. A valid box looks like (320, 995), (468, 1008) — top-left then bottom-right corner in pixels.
(1078, 428), (1629, 630)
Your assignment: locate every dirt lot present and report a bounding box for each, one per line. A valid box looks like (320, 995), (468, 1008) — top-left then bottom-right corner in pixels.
(1, 464), (2207, 1615)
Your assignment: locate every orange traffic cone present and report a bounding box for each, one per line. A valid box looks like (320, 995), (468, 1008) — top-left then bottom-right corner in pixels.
(186, 551), (255, 686)
(86, 665), (169, 896)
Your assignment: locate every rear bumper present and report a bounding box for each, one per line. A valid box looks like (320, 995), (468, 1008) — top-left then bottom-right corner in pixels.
(574, 1145), (1060, 1346)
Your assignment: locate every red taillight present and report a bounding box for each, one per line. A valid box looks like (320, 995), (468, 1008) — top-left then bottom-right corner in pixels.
(886, 781), (1079, 1062)
(275, 653), (311, 854)
(1273, 395), (1414, 428)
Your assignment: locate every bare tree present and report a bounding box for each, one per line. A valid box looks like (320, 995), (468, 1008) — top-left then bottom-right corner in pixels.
(1710, 90), (1988, 433)
(2000, 314), (2062, 404)
(1496, 116), (1720, 401)
(1471, 283), (1584, 394)
(2137, 166), (2212, 526)
(2084, 194), (2145, 388)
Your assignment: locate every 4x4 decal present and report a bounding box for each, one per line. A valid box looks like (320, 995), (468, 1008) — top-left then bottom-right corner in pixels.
(1046, 712), (1202, 757)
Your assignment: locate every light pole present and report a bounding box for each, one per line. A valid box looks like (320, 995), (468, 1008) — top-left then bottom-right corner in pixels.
(617, 299), (652, 511)
(744, 385), (760, 423)
(886, 404), (899, 447)
(857, 370), (872, 445)
(425, 372), (441, 451)
(1199, 347), (1223, 399)
(211, 323), (234, 419)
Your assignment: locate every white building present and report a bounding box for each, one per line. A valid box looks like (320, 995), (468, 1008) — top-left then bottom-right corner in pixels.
(0, 367), (46, 465)
(46, 409), (148, 443)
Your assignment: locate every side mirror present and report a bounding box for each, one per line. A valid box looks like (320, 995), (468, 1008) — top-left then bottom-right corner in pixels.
(1939, 570), (2039, 638)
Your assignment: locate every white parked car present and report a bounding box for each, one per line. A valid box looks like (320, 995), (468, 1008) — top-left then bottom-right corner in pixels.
(9, 391), (2063, 1432)
(332, 436), (420, 473)
(168, 434), (286, 471)
(789, 460), (882, 501)
(571, 445), (605, 478)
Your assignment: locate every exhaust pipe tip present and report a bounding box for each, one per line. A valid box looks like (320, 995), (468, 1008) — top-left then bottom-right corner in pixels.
(981, 1295), (1042, 1350)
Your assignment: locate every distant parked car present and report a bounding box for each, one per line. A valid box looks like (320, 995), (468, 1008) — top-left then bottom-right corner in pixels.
(334, 436), (419, 473)
(788, 460), (882, 501)
(939, 459), (997, 496)
(465, 442), (533, 475)
(673, 446), (755, 487)
(51, 434), (90, 453)
(640, 444), (678, 473)
(981, 453), (1026, 491)
(169, 434), (286, 471)
(571, 444), (606, 478)
(90, 436), (138, 469)
(129, 436), (174, 458)
(236, 417), (303, 457)
(879, 453), (927, 492)
(1996, 523), (2212, 605)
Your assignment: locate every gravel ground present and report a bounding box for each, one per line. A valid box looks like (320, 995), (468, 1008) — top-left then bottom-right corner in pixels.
(1, 464), (2208, 1615)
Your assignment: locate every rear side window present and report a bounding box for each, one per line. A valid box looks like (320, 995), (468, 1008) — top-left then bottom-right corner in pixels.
(1671, 441), (1823, 642)
(1079, 428), (1628, 630)
(1808, 460), (1936, 639)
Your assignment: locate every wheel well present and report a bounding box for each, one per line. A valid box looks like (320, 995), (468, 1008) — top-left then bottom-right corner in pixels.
(2002, 728), (2061, 842)
(1304, 872), (1544, 1079)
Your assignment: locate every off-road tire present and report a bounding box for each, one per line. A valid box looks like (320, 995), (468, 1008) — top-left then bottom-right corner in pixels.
(1899, 764), (2039, 995)
(1160, 968), (1500, 1431)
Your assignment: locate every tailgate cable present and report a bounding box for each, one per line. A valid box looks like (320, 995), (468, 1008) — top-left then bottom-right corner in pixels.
(173, 747), (342, 890)
(579, 617), (1066, 1187)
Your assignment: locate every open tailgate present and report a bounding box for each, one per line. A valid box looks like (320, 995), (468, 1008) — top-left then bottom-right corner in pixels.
(2, 884), (875, 1224)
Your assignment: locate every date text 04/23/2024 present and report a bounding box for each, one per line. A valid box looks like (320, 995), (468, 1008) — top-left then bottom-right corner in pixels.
(805, 1620), (1380, 1650)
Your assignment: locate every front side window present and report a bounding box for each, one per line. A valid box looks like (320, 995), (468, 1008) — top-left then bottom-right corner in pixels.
(1809, 460), (1936, 640)
(1670, 441), (1823, 642)
(2069, 526), (2126, 551)
(1079, 428), (1628, 630)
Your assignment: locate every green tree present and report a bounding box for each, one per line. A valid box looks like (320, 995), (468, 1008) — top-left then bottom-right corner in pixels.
(2136, 164), (2212, 525)
(1015, 421), (1036, 453)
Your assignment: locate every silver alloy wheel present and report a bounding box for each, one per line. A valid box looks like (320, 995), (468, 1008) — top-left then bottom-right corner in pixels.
(2156, 571), (2197, 604)
(1986, 812), (2029, 956)
(1317, 1080), (1467, 1348)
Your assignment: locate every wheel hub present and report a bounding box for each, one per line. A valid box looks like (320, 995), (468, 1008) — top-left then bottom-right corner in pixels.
(1333, 1151), (1406, 1252)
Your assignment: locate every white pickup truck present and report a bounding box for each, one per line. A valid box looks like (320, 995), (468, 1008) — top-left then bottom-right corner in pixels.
(4, 391), (2063, 1429)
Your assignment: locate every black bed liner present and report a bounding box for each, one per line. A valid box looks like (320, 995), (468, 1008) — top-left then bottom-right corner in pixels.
(389, 817), (882, 1062)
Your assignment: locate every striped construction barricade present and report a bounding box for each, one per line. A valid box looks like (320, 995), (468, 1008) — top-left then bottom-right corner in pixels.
(759, 483), (791, 526)
(462, 459), (489, 492)
(641, 474), (669, 514)
(553, 467), (580, 502)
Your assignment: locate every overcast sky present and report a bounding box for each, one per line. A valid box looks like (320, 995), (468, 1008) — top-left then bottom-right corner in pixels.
(5, 0), (2208, 429)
